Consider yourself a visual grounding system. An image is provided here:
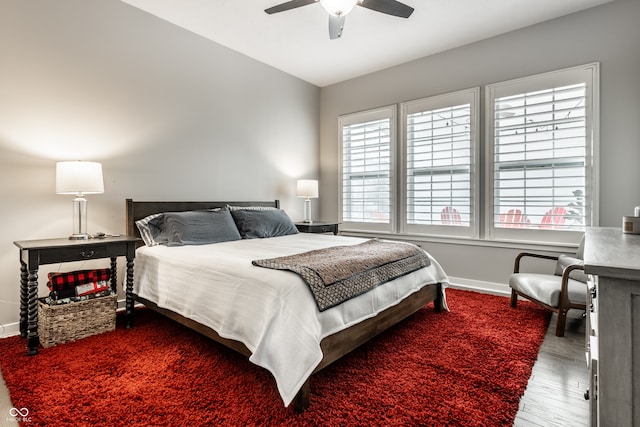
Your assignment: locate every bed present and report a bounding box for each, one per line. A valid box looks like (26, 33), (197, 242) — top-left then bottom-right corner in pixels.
(124, 199), (448, 412)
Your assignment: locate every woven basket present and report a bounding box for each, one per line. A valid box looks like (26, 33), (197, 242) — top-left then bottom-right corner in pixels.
(38, 294), (117, 348)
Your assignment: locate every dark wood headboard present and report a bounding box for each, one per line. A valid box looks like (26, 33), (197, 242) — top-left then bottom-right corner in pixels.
(125, 199), (280, 243)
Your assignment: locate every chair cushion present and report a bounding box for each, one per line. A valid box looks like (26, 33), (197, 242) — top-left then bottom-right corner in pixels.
(509, 273), (587, 307)
(576, 234), (585, 259)
(554, 254), (589, 283)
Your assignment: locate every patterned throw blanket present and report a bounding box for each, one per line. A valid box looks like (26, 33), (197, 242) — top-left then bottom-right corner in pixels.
(252, 240), (431, 311)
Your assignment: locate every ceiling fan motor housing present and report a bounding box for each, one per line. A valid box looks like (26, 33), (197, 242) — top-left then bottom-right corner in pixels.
(320, 0), (358, 16)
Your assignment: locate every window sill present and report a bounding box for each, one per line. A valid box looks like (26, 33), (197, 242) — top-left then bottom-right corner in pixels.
(339, 230), (578, 254)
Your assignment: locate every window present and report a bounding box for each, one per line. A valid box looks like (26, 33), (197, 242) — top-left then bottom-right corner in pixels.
(339, 106), (396, 233)
(486, 63), (599, 242)
(401, 88), (479, 238)
(338, 63), (598, 245)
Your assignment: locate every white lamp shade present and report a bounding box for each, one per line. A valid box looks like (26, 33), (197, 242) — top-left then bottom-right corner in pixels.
(320, 0), (358, 16)
(56, 161), (104, 194)
(297, 179), (319, 198)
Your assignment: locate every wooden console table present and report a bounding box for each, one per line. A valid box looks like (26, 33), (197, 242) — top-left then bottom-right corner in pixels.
(584, 227), (640, 426)
(13, 236), (139, 355)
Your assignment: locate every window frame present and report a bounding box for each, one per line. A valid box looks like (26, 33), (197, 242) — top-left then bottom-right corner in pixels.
(338, 105), (397, 234)
(485, 63), (600, 244)
(400, 87), (480, 238)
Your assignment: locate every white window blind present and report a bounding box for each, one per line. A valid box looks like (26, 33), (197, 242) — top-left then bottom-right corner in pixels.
(339, 106), (396, 233)
(487, 63), (598, 242)
(402, 88), (479, 237)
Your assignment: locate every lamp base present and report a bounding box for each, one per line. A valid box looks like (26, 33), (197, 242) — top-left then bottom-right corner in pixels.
(303, 198), (313, 224)
(69, 233), (89, 240)
(70, 194), (89, 240)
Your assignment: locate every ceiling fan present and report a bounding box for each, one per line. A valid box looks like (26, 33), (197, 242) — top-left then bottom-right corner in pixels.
(265, 0), (414, 40)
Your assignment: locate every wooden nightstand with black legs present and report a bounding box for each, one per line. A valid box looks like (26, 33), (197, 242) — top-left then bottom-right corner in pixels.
(13, 236), (139, 355)
(295, 222), (339, 235)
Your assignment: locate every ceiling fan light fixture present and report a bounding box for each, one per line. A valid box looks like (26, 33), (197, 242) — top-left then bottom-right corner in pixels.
(320, 0), (358, 16)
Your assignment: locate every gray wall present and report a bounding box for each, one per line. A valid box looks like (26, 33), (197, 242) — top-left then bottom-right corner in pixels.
(319, 0), (640, 290)
(1, 0), (638, 332)
(0, 0), (320, 330)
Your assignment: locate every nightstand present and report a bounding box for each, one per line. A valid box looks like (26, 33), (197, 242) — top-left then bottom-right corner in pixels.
(295, 222), (339, 235)
(13, 236), (139, 355)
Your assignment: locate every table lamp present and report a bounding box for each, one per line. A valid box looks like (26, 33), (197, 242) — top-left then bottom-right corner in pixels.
(297, 179), (319, 223)
(56, 161), (104, 240)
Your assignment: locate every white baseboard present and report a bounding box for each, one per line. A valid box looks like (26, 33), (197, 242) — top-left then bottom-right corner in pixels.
(0, 322), (20, 338)
(447, 276), (511, 297)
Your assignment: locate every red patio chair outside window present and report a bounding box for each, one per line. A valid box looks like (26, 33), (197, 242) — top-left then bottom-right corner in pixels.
(441, 207), (462, 225)
(499, 209), (531, 228)
(540, 207), (567, 229)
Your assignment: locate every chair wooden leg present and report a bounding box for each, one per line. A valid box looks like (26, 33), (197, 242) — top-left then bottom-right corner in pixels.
(555, 308), (568, 337)
(510, 289), (518, 307)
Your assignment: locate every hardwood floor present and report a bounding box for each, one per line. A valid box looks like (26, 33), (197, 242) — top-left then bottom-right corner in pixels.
(514, 309), (590, 426)
(0, 373), (17, 427)
(0, 308), (589, 427)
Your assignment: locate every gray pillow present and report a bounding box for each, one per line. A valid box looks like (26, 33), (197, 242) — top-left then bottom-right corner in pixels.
(135, 213), (168, 247)
(230, 209), (298, 239)
(554, 254), (588, 283)
(164, 210), (241, 246)
(227, 205), (277, 211)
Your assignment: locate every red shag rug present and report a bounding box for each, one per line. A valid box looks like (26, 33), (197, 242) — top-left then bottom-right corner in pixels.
(0, 289), (549, 427)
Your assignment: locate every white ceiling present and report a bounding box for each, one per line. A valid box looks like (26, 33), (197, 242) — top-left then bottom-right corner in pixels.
(120, 0), (613, 87)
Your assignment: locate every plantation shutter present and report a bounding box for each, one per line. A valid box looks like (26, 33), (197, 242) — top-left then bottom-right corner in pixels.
(402, 88), (479, 238)
(339, 106), (396, 233)
(487, 63), (598, 242)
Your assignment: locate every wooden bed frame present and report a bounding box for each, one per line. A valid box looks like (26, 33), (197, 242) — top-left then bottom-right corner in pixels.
(125, 198), (443, 412)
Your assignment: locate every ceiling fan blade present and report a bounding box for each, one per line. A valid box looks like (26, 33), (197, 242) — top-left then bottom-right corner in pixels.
(265, 0), (317, 14)
(358, 0), (414, 18)
(328, 14), (346, 39)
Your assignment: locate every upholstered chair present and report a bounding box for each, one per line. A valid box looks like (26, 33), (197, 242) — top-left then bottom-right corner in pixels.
(509, 236), (587, 337)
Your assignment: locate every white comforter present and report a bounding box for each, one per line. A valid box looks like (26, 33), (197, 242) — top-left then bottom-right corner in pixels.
(133, 233), (449, 406)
